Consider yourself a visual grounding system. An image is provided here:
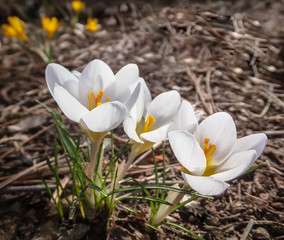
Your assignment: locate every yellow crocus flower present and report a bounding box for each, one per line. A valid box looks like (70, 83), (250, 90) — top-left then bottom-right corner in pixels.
(1, 24), (17, 38)
(41, 17), (60, 39)
(1, 16), (28, 41)
(85, 17), (99, 32)
(71, 1), (85, 13)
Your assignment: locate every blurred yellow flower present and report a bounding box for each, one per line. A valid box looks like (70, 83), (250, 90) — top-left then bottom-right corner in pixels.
(41, 17), (60, 39)
(86, 17), (99, 32)
(71, 1), (85, 13)
(1, 16), (28, 41)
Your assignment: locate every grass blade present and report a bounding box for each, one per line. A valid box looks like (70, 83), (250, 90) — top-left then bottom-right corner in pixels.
(161, 222), (205, 240)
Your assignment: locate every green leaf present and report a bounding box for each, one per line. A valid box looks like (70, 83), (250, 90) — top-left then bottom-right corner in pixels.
(84, 183), (107, 197)
(145, 223), (166, 235)
(170, 195), (200, 214)
(226, 162), (266, 183)
(244, 162), (266, 175)
(109, 182), (213, 199)
(161, 222), (205, 240)
(118, 204), (139, 217)
(115, 196), (173, 206)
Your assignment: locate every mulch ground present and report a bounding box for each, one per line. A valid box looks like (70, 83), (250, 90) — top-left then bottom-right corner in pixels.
(0, 1), (283, 239)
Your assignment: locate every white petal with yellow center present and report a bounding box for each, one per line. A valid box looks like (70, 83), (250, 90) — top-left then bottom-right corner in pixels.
(147, 90), (180, 128)
(141, 122), (171, 143)
(199, 112), (236, 167)
(80, 101), (127, 132)
(169, 130), (206, 176)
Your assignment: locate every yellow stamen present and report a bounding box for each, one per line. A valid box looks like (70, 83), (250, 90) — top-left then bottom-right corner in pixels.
(202, 138), (216, 160)
(88, 90), (109, 110)
(88, 93), (95, 110)
(181, 137), (217, 176)
(202, 138), (217, 176)
(142, 115), (156, 133)
(95, 90), (104, 106)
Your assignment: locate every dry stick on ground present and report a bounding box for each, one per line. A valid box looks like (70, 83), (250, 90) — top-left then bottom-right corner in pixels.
(187, 69), (213, 115)
(205, 70), (217, 113)
(0, 184), (57, 194)
(240, 219), (255, 240)
(0, 123), (55, 162)
(0, 160), (50, 189)
(0, 153), (67, 189)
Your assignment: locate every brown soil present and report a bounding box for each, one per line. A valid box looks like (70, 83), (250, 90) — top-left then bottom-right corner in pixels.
(0, 1), (283, 240)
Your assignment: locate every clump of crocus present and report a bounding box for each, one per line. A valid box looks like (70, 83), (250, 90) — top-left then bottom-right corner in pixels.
(86, 17), (99, 32)
(41, 17), (61, 39)
(1, 16), (28, 41)
(72, 0), (85, 13)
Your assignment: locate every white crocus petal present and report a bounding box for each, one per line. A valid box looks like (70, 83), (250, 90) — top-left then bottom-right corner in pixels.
(46, 63), (79, 97)
(169, 131), (206, 176)
(124, 82), (141, 111)
(123, 79), (147, 143)
(53, 83), (89, 123)
(182, 173), (230, 196)
(135, 78), (151, 121)
(60, 78), (80, 101)
(123, 116), (143, 143)
(212, 150), (257, 181)
(80, 59), (115, 91)
(147, 90), (180, 128)
(115, 64), (139, 102)
(71, 70), (81, 79)
(80, 101), (127, 132)
(171, 100), (198, 134)
(199, 112), (237, 166)
(140, 78), (152, 117)
(140, 123), (172, 143)
(233, 133), (267, 159)
(196, 112), (203, 122)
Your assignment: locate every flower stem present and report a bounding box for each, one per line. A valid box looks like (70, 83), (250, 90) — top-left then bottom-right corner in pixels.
(151, 184), (190, 227)
(86, 141), (101, 208)
(118, 150), (137, 182)
(107, 150), (138, 210)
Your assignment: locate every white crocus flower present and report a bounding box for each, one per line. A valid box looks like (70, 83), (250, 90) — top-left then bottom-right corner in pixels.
(109, 89), (181, 207)
(169, 112), (267, 196)
(46, 59), (141, 207)
(124, 89), (181, 157)
(46, 59), (141, 142)
(115, 89), (181, 189)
